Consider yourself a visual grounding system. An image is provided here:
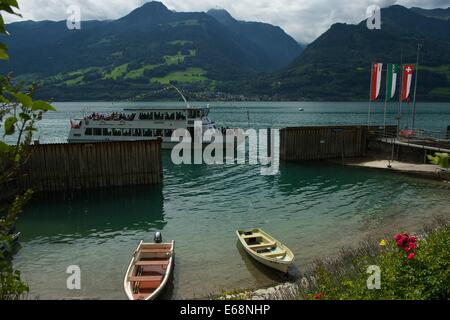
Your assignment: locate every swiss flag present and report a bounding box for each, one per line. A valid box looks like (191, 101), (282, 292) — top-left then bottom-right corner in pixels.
(401, 64), (414, 102)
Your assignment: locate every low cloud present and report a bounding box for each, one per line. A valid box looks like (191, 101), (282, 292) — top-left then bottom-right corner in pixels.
(3, 0), (448, 43)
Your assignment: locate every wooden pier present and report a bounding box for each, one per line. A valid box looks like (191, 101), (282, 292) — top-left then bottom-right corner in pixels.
(280, 125), (396, 161)
(6, 140), (162, 195)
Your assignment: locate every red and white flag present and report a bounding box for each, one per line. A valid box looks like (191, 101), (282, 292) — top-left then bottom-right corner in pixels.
(370, 63), (383, 101)
(401, 64), (414, 101)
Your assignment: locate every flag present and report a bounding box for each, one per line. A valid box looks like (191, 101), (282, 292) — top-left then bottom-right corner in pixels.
(371, 63), (383, 101)
(386, 64), (398, 99)
(401, 64), (414, 101)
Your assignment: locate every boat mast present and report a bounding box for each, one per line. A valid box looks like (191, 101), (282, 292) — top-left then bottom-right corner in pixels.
(168, 83), (190, 109)
(383, 64), (389, 136)
(397, 50), (403, 135)
(367, 62), (374, 128)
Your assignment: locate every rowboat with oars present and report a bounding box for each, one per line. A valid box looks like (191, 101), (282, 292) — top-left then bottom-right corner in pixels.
(236, 228), (294, 273)
(123, 236), (174, 300)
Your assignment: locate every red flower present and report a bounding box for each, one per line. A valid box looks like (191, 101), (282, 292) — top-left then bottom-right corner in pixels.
(407, 253), (415, 260)
(394, 234), (402, 241)
(409, 236), (417, 243)
(314, 293), (323, 300)
(408, 242), (417, 250)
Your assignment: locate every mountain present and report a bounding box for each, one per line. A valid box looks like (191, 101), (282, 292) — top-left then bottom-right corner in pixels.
(0, 1), (301, 100)
(207, 9), (302, 70)
(410, 7), (450, 20)
(242, 5), (450, 101)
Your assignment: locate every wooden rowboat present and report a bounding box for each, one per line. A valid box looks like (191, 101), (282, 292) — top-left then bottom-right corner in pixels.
(123, 240), (174, 300)
(236, 228), (294, 273)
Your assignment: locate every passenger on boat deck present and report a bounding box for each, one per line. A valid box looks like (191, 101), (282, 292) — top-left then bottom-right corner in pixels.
(85, 112), (136, 121)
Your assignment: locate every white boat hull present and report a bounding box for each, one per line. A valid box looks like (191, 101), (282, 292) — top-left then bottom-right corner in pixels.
(123, 240), (174, 300)
(236, 229), (294, 273)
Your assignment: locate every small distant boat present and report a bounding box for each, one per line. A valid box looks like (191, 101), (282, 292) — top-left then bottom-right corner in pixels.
(0, 226), (21, 255)
(11, 231), (20, 243)
(298, 107), (304, 111)
(124, 236), (174, 300)
(236, 228), (294, 273)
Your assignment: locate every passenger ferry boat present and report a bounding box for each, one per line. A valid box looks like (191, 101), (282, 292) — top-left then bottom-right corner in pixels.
(68, 106), (219, 149)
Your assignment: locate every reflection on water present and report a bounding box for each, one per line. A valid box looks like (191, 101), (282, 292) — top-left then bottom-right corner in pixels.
(235, 241), (296, 284)
(11, 102), (450, 299)
(19, 185), (165, 242)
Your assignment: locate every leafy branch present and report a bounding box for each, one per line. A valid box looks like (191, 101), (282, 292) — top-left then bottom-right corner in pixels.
(0, 0), (55, 300)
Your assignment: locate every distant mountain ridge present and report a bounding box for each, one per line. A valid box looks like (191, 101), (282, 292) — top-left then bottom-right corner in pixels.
(0, 1), (301, 100)
(207, 9), (303, 71)
(1, 3), (449, 101)
(239, 5), (450, 101)
(410, 7), (450, 20)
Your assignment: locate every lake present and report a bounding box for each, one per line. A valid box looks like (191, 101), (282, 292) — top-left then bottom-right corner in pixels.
(12, 101), (450, 299)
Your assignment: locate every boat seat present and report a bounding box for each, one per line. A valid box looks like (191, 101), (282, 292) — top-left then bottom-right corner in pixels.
(262, 250), (286, 258)
(135, 260), (169, 266)
(249, 242), (276, 249)
(140, 248), (171, 253)
(128, 275), (163, 282)
(242, 233), (262, 239)
(141, 244), (172, 249)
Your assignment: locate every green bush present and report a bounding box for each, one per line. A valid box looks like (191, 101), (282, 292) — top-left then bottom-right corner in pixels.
(427, 153), (449, 169)
(301, 224), (449, 300)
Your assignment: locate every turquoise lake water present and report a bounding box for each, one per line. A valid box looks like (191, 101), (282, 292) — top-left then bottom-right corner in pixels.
(11, 101), (450, 299)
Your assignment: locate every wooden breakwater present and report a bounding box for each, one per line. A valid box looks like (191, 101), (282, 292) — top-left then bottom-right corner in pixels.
(280, 125), (397, 161)
(3, 140), (162, 196)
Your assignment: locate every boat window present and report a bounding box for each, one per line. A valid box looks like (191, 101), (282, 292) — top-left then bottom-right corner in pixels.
(139, 112), (153, 120)
(133, 129), (142, 137)
(154, 112), (164, 120)
(122, 129), (132, 136)
(143, 129), (153, 137)
(188, 109), (203, 119)
(93, 128), (102, 136)
(85, 128), (92, 136)
(112, 128), (122, 136)
(102, 128), (112, 136)
(175, 112), (186, 120)
(155, 129), (163, 137)
(164, 129), (174, 137)
(164, 112), (175, 120)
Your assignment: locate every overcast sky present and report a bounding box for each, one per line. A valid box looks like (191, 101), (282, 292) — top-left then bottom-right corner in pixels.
(3, 0), (449, 43)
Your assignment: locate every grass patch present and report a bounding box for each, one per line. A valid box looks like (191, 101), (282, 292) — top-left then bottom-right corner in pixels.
(65, 76), (84, 86)
(169, 19), (200, 27)
(420, 64), (450, 80)
(103, 64), (128, 80)
(67, 67), (102, 77)
(164, 52), (186, 65)
(151, 67), (207, 84)
(168, 40), (193, 46)
(125, 64), (160, 79)
(163, 50), (197, 66)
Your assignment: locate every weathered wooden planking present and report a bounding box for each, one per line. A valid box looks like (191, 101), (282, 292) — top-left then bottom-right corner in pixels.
(10, 140), (162, 194)
(280, 125), (396, 161)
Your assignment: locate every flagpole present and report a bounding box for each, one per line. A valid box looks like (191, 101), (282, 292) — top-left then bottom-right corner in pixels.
(368, 63), (373, 128)
(397, 51), (403, 137)
(383, 65), (389, 137)
(412, 41), (420, 131)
